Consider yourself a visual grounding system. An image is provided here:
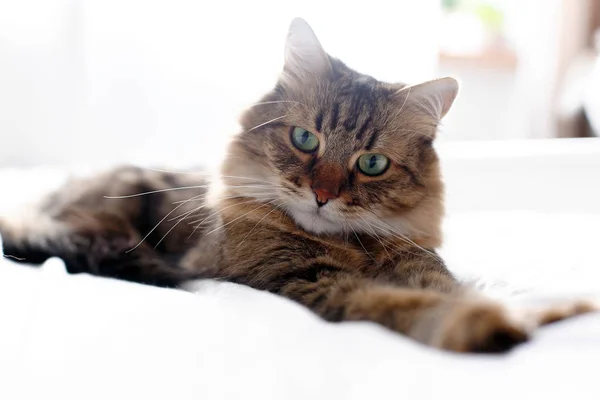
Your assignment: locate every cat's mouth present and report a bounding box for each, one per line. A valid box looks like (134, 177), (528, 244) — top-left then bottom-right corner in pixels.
(284, 199), (346, 235)
(310, 206), (336, 221)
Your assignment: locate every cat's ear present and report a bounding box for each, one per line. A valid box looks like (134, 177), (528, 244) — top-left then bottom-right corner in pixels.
(282, 18), (333, 83)
(397, 77), (459, 119)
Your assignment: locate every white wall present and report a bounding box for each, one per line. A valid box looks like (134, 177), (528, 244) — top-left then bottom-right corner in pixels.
(0, 0), (440, 168)
(437, 63), (523, 141)
(0, 0), (84, 166)
(438, 138), (600, 216)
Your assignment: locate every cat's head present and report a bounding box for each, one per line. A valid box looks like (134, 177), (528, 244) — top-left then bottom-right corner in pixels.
(222, 18), (458, 247)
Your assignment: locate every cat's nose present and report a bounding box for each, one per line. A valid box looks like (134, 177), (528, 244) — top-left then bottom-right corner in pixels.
(312, 187), (338, 207)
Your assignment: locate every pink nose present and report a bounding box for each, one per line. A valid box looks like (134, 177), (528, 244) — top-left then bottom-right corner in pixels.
(312, 188), (338, 206)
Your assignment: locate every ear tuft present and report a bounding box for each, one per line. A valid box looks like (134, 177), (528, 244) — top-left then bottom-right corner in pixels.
(283, 18), (332, 83)
(398, 77), (459, 119)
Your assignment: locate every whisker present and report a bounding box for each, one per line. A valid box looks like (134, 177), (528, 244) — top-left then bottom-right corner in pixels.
(141, 167), (209, 175)
(344, 210), (431, 259)
(186, 197), (274, 226)
(249, 100), (301, 107)
(186, 199), (262, 238)
(357, 214), (393, 261)
(136, 167), (280, 187)
(234, 202), (285, 249)
(171, 186), (274, 203)
(168, 192), (276, 220)
(145, 171), (279, 187)
(172, 198), (207, 205)
(245, 115), (288, 133)
(364, 223), (411, 259)
(203, 200), (277, 237)
(125, 193), (205, 253)
(188, 199), (256, 225)
(362, 221), (423, 261)
(170, 187), (279, 205)
(155, 195), (242, 249)
(219, 184), (281, 191)
(349, 224), (375, 262)
(339, 220), (350, 249)
(153, 211), (196, 250)
(167, 203), (210, 222)
(154, 225), (181, 250)
(395, 86), (411, 117)
(106, 182), (279, 201)
(366, 214), (442, 263)
(104, 185), (208, 199)
(343, 216), (398, 258)
(220, 176), (282, 186)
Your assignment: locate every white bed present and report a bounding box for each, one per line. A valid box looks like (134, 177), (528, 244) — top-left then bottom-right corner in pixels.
(2, 138), (600, 400)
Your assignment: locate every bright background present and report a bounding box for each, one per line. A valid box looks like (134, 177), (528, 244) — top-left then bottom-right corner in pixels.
(0, 0), (598, 168)
(2, 5), (600, 391)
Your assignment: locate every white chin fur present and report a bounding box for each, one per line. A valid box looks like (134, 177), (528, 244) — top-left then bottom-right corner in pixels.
(285, 199), (346, 235)
(287, 206), (345, 235)
(284, 197), (416, 239)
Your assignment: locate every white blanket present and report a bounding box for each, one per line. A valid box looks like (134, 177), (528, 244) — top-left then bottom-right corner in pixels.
(1, 169), (600, 400)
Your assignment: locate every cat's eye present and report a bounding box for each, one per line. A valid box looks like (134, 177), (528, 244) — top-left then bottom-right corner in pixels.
(357, 153), (389, 176)
(291, 127), (319, 153)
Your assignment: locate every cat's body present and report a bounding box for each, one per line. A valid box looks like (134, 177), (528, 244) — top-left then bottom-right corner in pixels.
(1, 19), (596, 353)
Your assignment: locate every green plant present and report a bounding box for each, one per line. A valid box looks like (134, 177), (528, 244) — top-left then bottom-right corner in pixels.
(441, 0), (461, 10)
(474, 3), (504, 33)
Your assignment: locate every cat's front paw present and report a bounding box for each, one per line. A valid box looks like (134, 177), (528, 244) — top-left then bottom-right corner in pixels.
(432, 302), (530, 353)
(432, 299), (599, 354)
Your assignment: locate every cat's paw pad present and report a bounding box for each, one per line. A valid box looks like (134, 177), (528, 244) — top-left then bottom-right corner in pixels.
(435, 303), (530, 353)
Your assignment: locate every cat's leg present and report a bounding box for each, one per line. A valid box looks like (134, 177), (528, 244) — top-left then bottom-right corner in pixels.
(274, 265), (598, 353)
(0, 165), (209, 286)
(275, 272), (523, 352)
(354, 285), (598, 352)
(394, 254), (600, 351)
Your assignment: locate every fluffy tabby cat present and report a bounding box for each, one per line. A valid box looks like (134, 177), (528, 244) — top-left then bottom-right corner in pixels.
(1, 18), (596, 353)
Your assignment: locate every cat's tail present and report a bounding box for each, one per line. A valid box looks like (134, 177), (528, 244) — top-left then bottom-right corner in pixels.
(0, 206), (204, 288)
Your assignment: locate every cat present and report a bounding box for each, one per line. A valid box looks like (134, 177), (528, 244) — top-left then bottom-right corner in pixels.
(0, 18), (597, 353)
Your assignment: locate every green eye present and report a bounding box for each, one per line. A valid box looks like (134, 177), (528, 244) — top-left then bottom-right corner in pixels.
(357, 153), (389, 176)
(291, 127), (319, 152)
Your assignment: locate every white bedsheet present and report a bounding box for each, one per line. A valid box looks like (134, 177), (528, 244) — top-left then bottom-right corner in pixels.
(1, 168), (600, 400)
